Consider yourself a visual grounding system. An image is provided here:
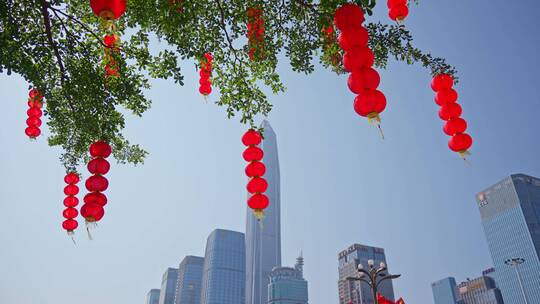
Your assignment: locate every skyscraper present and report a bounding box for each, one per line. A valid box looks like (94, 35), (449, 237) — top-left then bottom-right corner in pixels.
(246, 120), (282, 304)
(337, 244), (395, 304)
(201, 229), (246, 304)
(456, 275), (504, 304)
(477, 174), (540, 303)
(159, 268), (179, 304)
(432, 277), (458, 304)
(175, 256), (204, 304)
(268, 253), (309, 304)
(147, 289), (161, 304)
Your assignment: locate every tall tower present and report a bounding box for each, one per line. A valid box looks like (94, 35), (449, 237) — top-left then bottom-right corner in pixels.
(201, 229), (246, 304)
(246, 120), (282, 304)
(476, 174), (540, 304)
(159, 268), (179, 304)
(174, 256), (204, 304)
(337, 244), (395, 304)
(431, 277), (458, 304)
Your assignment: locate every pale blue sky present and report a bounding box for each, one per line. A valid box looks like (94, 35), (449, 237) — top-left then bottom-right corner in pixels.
(1, 1), (540, 304)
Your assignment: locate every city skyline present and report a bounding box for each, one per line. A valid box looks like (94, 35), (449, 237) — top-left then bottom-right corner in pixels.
(2, 2), (540, 304)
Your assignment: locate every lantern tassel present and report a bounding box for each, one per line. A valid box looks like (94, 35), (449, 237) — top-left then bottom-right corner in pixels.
(67, 231), (77, 245)
(377, 123), (385, 140)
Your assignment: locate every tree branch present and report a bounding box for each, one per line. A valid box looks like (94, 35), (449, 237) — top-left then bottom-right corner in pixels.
(40, 0), (67, 85)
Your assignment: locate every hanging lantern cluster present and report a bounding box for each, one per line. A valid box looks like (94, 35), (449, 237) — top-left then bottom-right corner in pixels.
(387, 0), (409, 22)
(82, 141), (111, 225)
(199, 53), (213, 96)
(62, 172), (80, 236)
(90, 0), (126, 78)
(25, 89), (43, 139)
(334, 4), (387, 135)
(242, 129), (269, 220)
(431, 74), (473, 158)
(247, 7), (265, 60)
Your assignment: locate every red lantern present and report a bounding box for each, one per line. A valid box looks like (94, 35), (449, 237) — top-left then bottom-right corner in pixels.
(448, 133), (473, 153)
(353, 90), (387, 119)
(25, 89), (44, 139)
(62, 172), (80, 235)
(342, 46), (374, 72)
(348, 68), (380, 94)
(87, 157), (111, 175)
(89, 141), (112, 158)
(431, 74), (453, 92)
(243, 146), (264, 162)
(247, 177), (268, 194)
(245, 161), (266, 177)
(85, 175), (109, 192)
(388, 5), (409, 22)
(248, 193), (269, 210)
(242, 129), (262, 146)
(333, 3), (365, 31)
(80, 203), (105, 222)
(438, 103), (462, 121)
(435, 88), (458, 106)
(90, 0), (127, 20)
(338, 27), (368, 51)
(443, 118), (467, 136)
(84, 192), (108, 206)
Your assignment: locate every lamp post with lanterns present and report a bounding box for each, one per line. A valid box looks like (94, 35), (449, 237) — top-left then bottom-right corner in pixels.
(344, 259), (401, 304)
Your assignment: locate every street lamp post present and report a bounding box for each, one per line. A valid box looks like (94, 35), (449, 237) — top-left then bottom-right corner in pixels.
(505, 257), (530, 304)
(344, 259), (401, 304)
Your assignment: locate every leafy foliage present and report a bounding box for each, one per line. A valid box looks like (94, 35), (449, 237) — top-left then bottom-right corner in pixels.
(0, 0), (456, 170)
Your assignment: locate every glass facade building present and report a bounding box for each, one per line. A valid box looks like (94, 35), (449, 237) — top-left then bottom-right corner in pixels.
(246, 120), (282, 304)
(432, 277), (458, 304)
(175, 256), (204, 304)
(201, 229), (246, 304)
(159, 268), (179, 304)
(477, 174), (540, 304)
(147, 289), (161, 304)
(337, 244), (395, 304)
(456, 276), (504, 304)
(268, 254), (308, 304)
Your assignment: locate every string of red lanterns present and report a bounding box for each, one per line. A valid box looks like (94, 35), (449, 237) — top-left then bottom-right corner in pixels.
(334, 3), (387, 136)
(247, 7), (265, 60)
(431, 74), (473, 158)
(242, 129), (269, 220)
(199, 53), (213, 96)
(62, 172), (80, 236)
(90, 0), (126, 78)
(387, 0), (409, 22)
(82, 141), (111, 226)
(25, 89), (43, 139)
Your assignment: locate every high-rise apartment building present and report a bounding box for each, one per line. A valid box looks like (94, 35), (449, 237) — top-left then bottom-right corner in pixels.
(159, 268), (179, 304)
(268, 254), (308, 304)
(456, 275), (504, 304)
(174, 256), (204, 304)
(337, 244), (395, 304)
(477, 174), (540, 303)
(246, 120), (282, 304)
(201, 229), (246, 304)
(147, 289), (161, 304)
(432, 277), (458, 304)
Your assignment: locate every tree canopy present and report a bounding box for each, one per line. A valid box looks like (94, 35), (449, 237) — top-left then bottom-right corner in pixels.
(0, 0), (457, 170)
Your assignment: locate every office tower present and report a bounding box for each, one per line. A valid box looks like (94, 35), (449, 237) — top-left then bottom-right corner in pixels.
(175, 256), (204, 304)
(456, 275), (504, 304)
(337, 244), (395, 304)
(268, 253), (309, 304)
(477, 174), (540, 303)
(246, 120), (282, 304)
(201, 229), (246, 304)
(432, 277), (458, 304)
(159, 268), (179, 304)
(147, 289), (161, 304)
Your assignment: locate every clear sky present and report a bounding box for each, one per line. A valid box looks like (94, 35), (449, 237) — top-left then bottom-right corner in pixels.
(1, 1), (540, 304)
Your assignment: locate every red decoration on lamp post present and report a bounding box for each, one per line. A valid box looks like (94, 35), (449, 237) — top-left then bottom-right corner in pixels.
(334, 3), (387, 137)
(242, 129), (268, 220)
(25, 89), (43, 139)
(82, 140), (111, 227)
(199, 53), (213, 96)
(431, 74), (473, 158)
(62, 172), (80, 237)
